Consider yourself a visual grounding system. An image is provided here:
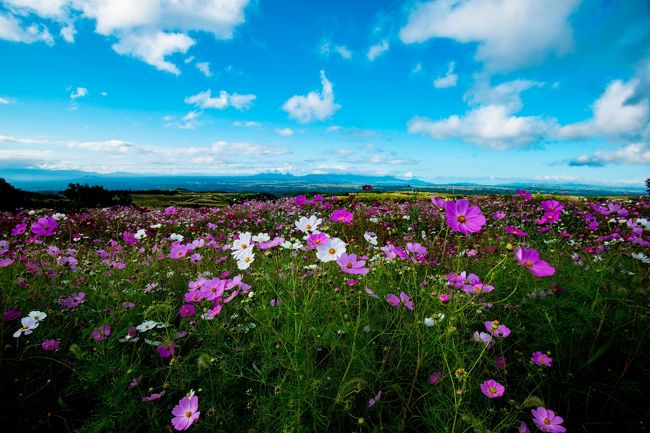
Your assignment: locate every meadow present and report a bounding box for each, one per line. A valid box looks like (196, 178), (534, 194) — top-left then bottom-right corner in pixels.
(1, 191), (649, 432)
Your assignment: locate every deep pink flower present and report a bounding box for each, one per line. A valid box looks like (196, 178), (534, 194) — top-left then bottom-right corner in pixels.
(445, 199), (486, 235)
(3, 309), (21, 321)
(330, 209), (353, 224)
(171, 395), (200, 431)
(399, 291), (414, 310)
(439, 293), (450, 304)
(514, 247), (555, 277)
(531, 351), (553, 367)
(179, 304), (195, 318)
(480, 379), (505, 398)
(31, 217), (57, 237)
(11, 223), (27, 236)
(539, 200), (564, 213)
(293, 195), (307, 206)
(91, 325), (110, 342)
(431, 196), (446, 208)
(505, 226), (528, 237)
(495, 355), (506, 370)
(306, 232), (330, 249)
(493, 211), (506, 220)
(142, 390), (166, 401)
(157, 342), (176, 358)
(336, 253), (369, 275)
(531, 407), (566, 433)
(122, 231), (137, 245)
(41, 339), (60, 351)
(428, 371), (443, 385)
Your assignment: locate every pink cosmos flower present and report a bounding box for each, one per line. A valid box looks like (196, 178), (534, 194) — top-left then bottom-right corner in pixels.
(399, 291), (414, 310)
(3, 309), (21, 321)
(41, 339), (60, 351)
(142, 390), (166, 401)
(480, 379), (505, 398)
(514, 247), (555, 277)
(445, 199), (486, 235)
(306, 232), (330, 249)
(368, 390), (382, 408)
(31, 217), (57, 237)
(171, 394), (200, 431)
(519, 421), (531, 433)
(495, 355), (506, 370)
(531, 351), (553, 367)
(531, 407), (566, 433)
(431, 196), (446, 208)
(336, 253), (369, 275)
(330, 209), (353, 224)
(493, 211), (506, 220)
(11, 223), (27, 236)
(439, 293), (450, 303)
(386, 294), (401, 307)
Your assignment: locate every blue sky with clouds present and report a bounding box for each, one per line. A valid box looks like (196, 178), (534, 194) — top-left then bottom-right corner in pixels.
(0, 0), (649, 186)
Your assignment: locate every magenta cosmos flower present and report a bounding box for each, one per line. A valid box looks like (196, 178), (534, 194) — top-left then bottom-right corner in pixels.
(514, 247), (555, 277)
(445, 199), (486, 235)
(330, 209), (353, 224)
(42, 339), (60, 351)
(31, 217), (57, 237)
(171, 394), (200, 431)
(179, 304), (195, 318)
(336, 253), (369, 275)
(480, 379), (505, 398)
(91, 325), (110, 342)
(531, 407), (566, 433)
(531, 351), (553, 367)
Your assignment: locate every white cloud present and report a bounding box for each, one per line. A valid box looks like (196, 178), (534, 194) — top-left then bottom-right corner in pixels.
(210, 140), (288, 157)
(570, 143), (650, 166)
(0, 96), (14, 105)
(411, 63), (423, 75)
(196, 61), (212, 77)
(367, 39), (389, 61)
(275, 127), (294, 136)
(60, 23), (76, 42)
(69, 87), (88, 100)
(67, 139), (138, 153)
(408, 105), (553, 149)
(112, 31), (195, 75)
(399, 0), (580, 72)
(560, 78), (649, 139)
(282, 70), (340, 123)
(164, 110), (203, 129)
(409, 77), (554, 148)
(0, 0), (251, 73)
(0, 133), (48, 144)
(0, 12), (54, 45)
(433, 61), (458, 88)
(185, 89), (256, 110)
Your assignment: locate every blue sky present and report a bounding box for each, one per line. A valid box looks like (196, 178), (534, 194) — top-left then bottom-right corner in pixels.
(0, 0), (649, 187)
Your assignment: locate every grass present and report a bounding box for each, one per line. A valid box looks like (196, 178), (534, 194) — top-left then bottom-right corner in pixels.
(1, 193), (649, 432)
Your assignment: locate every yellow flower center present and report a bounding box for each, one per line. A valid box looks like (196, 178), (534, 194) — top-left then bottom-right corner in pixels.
(241, 243), (247, 249)
(489, 387), (496, 394)
(457, 215), (466, 223)
(346, 263), (353, 269)
(306, 224), (312, 230)
(524, 260), (533, 267)
(185, 410), (192, 418)
(329, 248), (336, 255)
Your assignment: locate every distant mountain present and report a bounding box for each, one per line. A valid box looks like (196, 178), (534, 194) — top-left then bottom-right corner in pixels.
(1, 168), (644, 196)
(0, 168), (425, 192)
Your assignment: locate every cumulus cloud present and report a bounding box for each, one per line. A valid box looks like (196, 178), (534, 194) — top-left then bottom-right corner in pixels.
(0, 12), (54, 45)
(196, 61), (212, 77)
(112, 31), (195, 75)
(570, 143), (650, 166)
(185, 89), (256, 110)
(560, 78), (649, 139)
(433, 61), (458, 88)
(282, 70), (340, 123)
(409, 78), (552, 148)
(66, 139), (138, 153)
(399, 0), (580, 72)
(367, 39), (389, 61)
(0, 0), (251, 74)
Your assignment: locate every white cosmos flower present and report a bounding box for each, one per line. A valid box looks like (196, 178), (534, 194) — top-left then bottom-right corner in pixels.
(364, 231), (378, 246)
(169, 233), (184, 242)
(316, 238), (346, 262)
(232, 232), (253, 253)
(13, 316), (39, 337)
(136, 320), (164, 332)
(632, 252), (650, 264)
(237, 250), (255, 270)
(252, 233), (270, 243)
(52, 213), (67, 220)
(150, 223), (162, 229)
(295, 215), (323, 233)
(28, 311), (47, 322)
(134, 229), (147, 240)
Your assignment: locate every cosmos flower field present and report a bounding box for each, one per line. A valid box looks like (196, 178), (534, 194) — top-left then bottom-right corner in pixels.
(1, 192), (649, 432)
